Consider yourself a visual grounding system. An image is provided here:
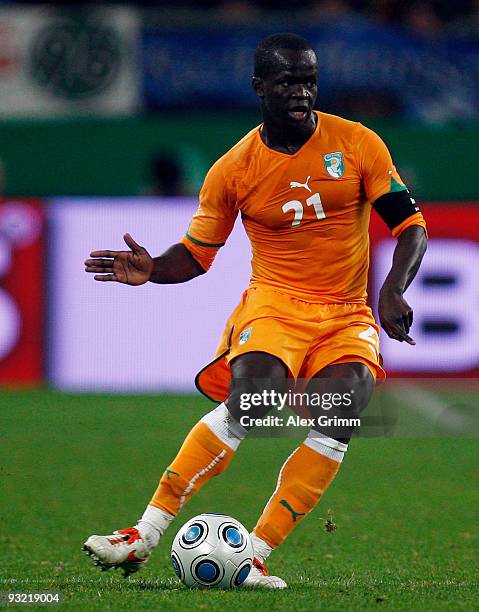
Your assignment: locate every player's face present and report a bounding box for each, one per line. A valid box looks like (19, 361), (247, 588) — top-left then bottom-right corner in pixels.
(254, 49), (318, 129)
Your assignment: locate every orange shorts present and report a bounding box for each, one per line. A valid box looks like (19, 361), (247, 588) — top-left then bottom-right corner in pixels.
(196, 285), (385, 402)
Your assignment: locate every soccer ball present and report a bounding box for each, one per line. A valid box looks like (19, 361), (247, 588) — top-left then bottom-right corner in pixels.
(171, 513), (253, 588)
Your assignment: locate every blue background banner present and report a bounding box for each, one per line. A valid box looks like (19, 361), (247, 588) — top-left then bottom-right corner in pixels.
(142, 19), (479, 121)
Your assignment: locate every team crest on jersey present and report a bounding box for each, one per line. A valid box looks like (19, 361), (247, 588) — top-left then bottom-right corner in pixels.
(239, 327), (252, 345)
(323, 152), (344, 179)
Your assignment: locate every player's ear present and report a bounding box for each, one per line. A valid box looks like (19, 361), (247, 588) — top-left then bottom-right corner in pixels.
(252, 77), (264, 98)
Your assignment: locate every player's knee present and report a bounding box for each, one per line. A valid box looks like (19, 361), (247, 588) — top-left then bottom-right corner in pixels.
(309, 362), (374, 417)
(226, 352), (288, 424)
(226, 378), (288, 424)
(346, 364), (375, 414)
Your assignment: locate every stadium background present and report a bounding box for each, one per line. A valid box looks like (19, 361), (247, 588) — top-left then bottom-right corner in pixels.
(1, 2), (478, 610)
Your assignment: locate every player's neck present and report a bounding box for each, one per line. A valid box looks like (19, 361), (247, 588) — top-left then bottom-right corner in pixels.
(260, 112), (317, 155)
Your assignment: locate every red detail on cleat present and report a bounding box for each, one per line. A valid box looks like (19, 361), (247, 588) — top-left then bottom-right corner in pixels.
(252, 557), (270, 576)
(107, 537), (124, 545)
(126, 551), (145, 563)
(116, 528), (143, 544)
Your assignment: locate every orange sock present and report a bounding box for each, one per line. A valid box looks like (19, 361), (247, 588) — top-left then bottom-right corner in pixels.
(253, 437), (343, 548)
(149, 421), (235, 516)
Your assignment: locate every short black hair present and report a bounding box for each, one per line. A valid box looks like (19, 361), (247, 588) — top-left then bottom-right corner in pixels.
(254, 33), (315, 79)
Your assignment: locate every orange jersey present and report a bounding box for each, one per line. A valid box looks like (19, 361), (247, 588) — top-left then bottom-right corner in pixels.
(181, 111), (426, 303)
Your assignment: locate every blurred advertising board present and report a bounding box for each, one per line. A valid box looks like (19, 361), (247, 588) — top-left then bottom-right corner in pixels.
(0, 7), (139, 117)
(48, 199), (251, 392)
(0, 200), (43, 384)
(48, 200), (479, 392)
(142, 22), (479, 121)
(370, 203), (479, 377)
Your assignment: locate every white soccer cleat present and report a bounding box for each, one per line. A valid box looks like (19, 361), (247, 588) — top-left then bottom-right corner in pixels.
(242, 557), (288, 589)
(82, 527), (150, 577)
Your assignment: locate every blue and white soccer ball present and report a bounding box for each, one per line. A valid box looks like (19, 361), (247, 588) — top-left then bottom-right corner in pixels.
(171, 513), (253, 588)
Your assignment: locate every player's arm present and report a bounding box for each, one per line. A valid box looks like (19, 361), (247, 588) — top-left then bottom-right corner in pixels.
(376, 215), (427, 344)
(84, 233), (205, 285)
(150, 243), (206, 283)
(85, 159), (236, 285)
(358, 125), (428, 344)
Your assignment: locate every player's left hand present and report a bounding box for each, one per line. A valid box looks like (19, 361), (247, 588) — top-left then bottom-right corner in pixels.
(378, 287), (415, 345)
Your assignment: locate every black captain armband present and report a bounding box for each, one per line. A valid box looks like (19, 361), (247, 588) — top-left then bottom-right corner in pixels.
(372, 190), (420, 231)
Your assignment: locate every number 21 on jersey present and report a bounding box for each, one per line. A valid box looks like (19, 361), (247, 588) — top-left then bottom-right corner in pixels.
(282, 192), (326, 228)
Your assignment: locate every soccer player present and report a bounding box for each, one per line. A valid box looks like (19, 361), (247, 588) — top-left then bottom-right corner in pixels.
(83, 33), (427, 588)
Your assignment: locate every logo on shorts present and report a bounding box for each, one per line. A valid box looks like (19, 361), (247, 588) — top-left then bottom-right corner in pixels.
(239, 327), (252, 345)
(323, 152), (344, 179)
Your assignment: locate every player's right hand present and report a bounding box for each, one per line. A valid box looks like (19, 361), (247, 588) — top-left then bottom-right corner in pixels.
(84, 233), (154, 285)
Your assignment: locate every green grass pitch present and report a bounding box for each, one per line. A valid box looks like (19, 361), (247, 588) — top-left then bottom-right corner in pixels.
(1, 390), (478, 610)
